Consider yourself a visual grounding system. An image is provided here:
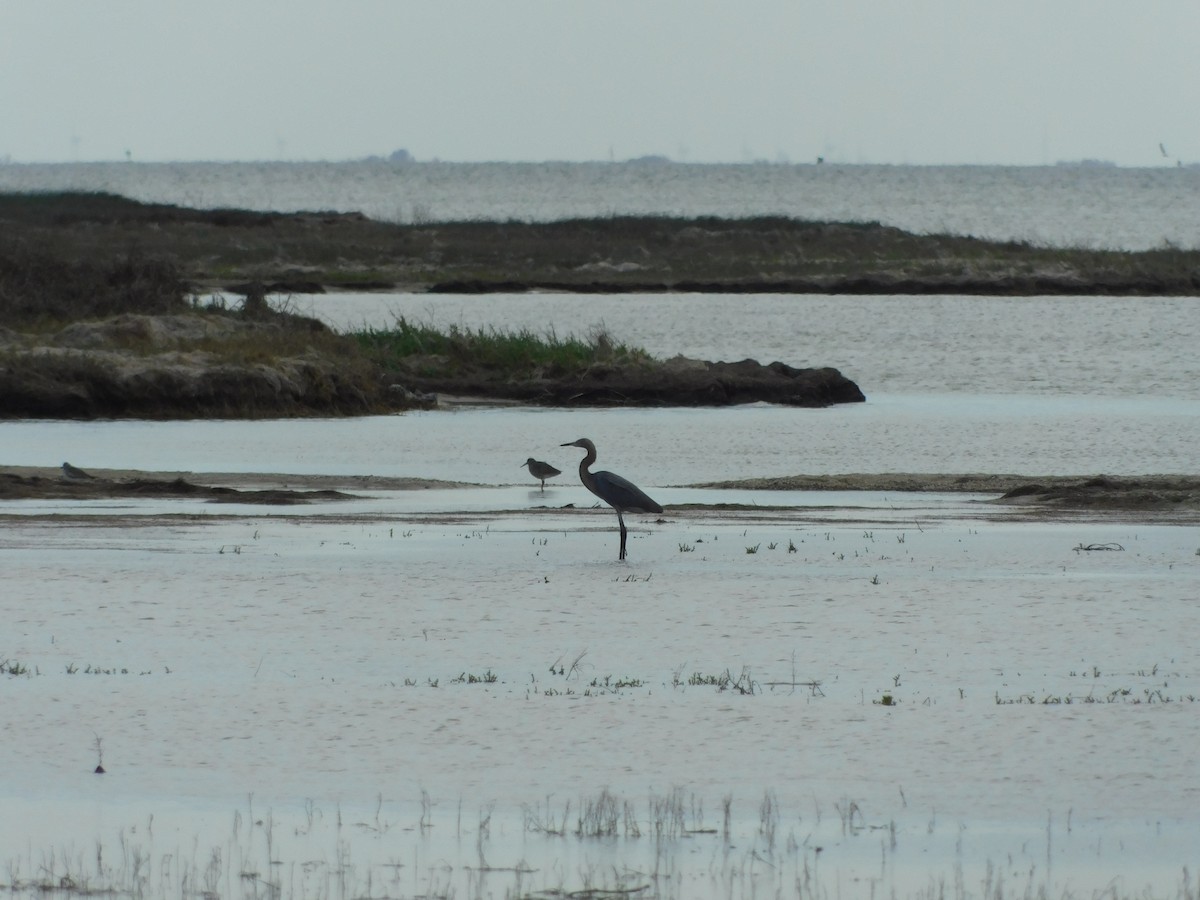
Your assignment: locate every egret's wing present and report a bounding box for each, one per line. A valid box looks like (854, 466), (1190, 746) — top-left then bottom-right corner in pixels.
(592, 470), (663, 514)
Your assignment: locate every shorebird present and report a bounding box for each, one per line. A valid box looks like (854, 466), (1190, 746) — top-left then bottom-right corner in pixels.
(561, 438), (662, 560)
(523, 458), (561, 491)
(61, 462), (97, 481)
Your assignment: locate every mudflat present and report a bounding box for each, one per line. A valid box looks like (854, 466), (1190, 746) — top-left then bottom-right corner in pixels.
(5, 466), (1199, 511)
(695, 472), (1200, 512)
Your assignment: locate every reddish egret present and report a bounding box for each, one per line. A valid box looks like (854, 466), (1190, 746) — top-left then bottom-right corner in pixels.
(561, 438), (662, 560)
(522, 457), (561, 491)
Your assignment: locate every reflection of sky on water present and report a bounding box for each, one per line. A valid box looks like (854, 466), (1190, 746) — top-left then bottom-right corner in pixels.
(2, 497), (1198, 899)
(5, 291), (1173, 484)
(295, 291), (1200, 400)
(3, 391), (1197, 484)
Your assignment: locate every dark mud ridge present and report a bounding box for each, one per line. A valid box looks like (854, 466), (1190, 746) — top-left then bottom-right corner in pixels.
(0, 472), (355, 504)
(691, 473), (1200, 512)
(395, 356), (864, 408)
(6, 470), (1198, 512)
(427, 273), (1200, 296)
(995, 475), (1200, 510)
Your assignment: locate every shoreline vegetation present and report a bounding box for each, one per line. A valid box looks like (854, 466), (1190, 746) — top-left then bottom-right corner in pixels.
(0, 190), (891, 419)
(5, 190), (1200, 297)
(0, 188), (1196, 425)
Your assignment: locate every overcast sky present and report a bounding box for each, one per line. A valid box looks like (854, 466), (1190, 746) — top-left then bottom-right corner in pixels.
(2, 2), (1197, 167)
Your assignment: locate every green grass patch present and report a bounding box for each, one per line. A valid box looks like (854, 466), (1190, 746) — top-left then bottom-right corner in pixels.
(352, 317), (652, 378)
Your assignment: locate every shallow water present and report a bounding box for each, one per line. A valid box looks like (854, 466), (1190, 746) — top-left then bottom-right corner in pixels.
(2, 490), (1198, 898)
(11, 291), (1189, 484)
(3, 395), (1198, 896)
(2, 395), (1199, 487)
(304, 291), (1200, 402)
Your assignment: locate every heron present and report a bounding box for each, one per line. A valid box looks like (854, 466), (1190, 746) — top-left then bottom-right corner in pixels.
(522, 457), (561, 491)
(561, 438), (662, 560)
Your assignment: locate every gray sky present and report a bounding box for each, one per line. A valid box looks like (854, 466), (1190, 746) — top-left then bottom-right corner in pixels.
(3, 1), (1197, 166)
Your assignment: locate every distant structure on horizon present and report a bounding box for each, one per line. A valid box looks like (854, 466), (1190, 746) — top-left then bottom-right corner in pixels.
(361, 148), (415, 163)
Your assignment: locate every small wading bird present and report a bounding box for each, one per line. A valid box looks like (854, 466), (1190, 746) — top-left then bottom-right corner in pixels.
(561, 438), (662, 560)
(522, 457), (561, 491)
(61, 462), (96, 481)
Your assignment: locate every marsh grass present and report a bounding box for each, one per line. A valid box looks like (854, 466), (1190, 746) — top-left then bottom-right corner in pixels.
(4, 789), (1195, 900)
(0, 659), (29, 677)
(353, 316), (651, 378)
(759, 790), (780, 851)
(0, 240), (188, 328)
(677, 667), (759, 695)
(993, 661), (1198, 705)
(0, 299), (398, 418)
(522, 796), (572, 837)
(576, 789), (622, 838)
(0, 225), (412, 417)
(8, 192), (1200, 296)
(588, 674), (644, 690)
(450, 670), (498, 685)
(995, 689), (1198, 704)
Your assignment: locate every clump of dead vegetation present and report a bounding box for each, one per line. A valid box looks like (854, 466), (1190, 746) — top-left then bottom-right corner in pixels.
(0, 240), (188, 326)
(0, 237), (403, 418)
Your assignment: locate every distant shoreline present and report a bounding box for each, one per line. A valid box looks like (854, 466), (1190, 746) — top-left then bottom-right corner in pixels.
(4, 192), (1199, 296)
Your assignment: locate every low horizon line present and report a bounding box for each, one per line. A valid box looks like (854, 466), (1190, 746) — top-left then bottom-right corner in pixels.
(1, 155), (1191, 170)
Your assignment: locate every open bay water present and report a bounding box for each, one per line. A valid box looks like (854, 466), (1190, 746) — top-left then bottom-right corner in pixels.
(2, 159), (1200, 249)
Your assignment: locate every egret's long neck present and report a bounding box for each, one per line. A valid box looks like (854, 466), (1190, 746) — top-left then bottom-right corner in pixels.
(577, 445), (598, 487)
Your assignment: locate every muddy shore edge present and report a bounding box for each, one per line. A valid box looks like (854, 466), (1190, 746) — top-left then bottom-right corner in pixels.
(4, 467), (1198, 511)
